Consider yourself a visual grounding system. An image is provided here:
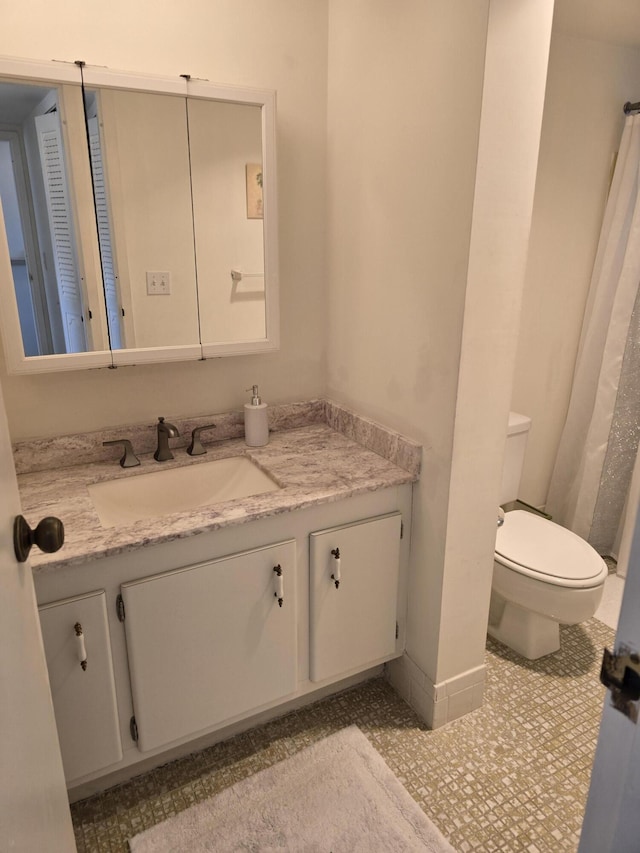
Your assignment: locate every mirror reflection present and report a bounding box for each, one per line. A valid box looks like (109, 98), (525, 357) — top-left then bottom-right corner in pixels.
(0, 81), (94, 355)
(84, 88), (200, 350)
(84, 90), (266, 350)
(0, 63), (278, 373)
(187, 98), (266, 343)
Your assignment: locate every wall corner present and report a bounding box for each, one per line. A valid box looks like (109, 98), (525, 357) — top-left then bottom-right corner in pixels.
(386, 654), (486, 730)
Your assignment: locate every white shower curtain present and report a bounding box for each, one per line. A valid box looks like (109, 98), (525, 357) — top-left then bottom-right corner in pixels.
(546, 113), (640, 577)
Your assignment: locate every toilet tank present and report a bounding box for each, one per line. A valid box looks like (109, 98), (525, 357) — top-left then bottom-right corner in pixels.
(500, 412), (532, 504)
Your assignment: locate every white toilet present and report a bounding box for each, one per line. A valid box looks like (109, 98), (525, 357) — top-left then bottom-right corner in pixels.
(488, 412), (608, 660)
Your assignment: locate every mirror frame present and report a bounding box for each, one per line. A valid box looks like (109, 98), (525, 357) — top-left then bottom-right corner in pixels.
(0, 57), (280, 373)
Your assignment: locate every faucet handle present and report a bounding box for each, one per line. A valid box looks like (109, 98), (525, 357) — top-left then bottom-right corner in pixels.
(187, 424), (217, 456)
(103, 439), (140, 468)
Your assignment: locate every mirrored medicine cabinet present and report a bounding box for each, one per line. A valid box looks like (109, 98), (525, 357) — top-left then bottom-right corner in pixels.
(0, 57), (279, 374)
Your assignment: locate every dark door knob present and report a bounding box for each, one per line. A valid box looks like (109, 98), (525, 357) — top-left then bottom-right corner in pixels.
(14, 515), (64, 563)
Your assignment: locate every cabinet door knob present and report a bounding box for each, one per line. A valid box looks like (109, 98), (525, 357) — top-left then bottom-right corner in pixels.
(330, 548), (341, 589)
(13, 515), (64, 563)
(273, 564), (284, 606)
(74, 622), (88, 671)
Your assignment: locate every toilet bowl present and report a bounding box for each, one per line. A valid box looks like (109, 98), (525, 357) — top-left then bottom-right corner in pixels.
(488, 510), (607, 659)
(489, 411), (608, 660)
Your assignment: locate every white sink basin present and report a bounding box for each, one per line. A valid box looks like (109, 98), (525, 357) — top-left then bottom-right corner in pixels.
(88, 456), (280, 527)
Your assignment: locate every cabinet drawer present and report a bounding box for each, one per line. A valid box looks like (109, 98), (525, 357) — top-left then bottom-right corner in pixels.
(121, 540), (297, 752)
(39, 590), (122, 783)
(309, 513), (402, 682)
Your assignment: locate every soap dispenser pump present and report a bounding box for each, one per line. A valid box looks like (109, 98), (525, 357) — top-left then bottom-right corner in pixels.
(244, 385), (269, 447)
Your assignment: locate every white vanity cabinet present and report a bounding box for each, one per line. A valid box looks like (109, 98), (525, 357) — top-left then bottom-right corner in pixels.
(38, 590), (122, 783)
(309, 513), (402, 682)
(33, 484), (412, 795)
(119, 540), (297, 752)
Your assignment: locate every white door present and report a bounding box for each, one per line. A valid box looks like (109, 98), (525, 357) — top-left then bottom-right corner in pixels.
(34, 111), (87, 354)
(579, 501), (640, 852)
(87, 116), (122, 350)
(0, 379), (75, 851)
(39, 590), (123, 783)
(121, 540), (297, 752)
(309, 513), (402, 682)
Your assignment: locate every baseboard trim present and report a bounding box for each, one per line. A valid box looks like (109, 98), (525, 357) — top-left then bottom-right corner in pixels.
(386, 654), (485, 729)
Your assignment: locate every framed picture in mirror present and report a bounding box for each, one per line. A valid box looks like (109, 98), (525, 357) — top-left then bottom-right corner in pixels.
(246, 163), (263, 219)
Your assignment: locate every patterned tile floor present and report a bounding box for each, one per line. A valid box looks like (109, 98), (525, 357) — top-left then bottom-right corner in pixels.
(71, 617), (614, 852)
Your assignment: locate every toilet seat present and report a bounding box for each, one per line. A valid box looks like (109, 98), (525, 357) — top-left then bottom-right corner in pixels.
(495, 510), (607, 590)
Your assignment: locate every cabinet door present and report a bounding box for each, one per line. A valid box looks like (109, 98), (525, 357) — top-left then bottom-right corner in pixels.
(309, 513), (401, 683)
(38, 590), (122, 783)
(121, 540), (297, 752)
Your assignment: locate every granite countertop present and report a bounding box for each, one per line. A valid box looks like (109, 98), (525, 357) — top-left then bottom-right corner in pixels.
(19, 423), (418, 574)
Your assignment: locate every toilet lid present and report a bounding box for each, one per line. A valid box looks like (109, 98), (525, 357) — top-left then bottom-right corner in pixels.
(495, 510), (607, 585)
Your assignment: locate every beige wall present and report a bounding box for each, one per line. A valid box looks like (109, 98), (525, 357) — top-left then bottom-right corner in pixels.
(0, 0), (328, 439)
(326, 0), (554, 701)
(325, 0), (488, 689)
(513, 31), (640, 508)
(438, 0), (554, 685)
(328, 0), (553, 704)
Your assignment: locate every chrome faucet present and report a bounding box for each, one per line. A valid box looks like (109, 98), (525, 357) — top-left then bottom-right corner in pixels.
(154, 417), (180, 462)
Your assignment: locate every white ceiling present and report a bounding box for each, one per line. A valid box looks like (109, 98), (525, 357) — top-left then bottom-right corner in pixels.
(554, 0), (640, 48)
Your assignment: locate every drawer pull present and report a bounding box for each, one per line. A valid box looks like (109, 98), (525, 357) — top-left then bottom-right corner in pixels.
(330, 548), (341, 589)
(273, 565), (284, 607)
(74, 622), (88, 671)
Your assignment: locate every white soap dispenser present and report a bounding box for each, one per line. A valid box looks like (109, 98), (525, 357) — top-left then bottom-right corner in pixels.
(244, 385), (269, 447)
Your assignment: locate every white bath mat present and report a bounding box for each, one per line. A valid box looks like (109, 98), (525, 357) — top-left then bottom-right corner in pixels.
(129, 725), (455, 852)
